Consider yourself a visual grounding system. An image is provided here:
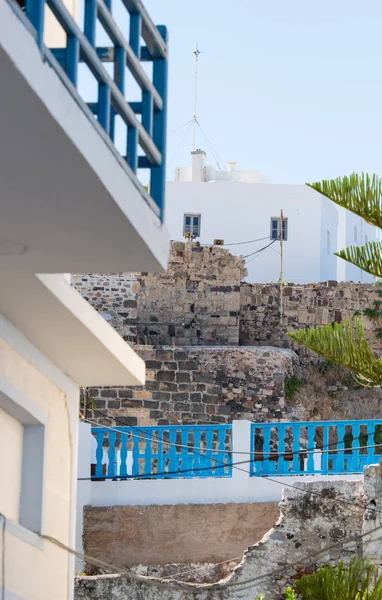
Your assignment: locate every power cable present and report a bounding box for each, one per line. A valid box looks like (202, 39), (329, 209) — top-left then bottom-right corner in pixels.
(168, 121), (193, 167)
(1, 511), (381, 592)
(243, 239), (276, 259)
(80, 415), (382, 519)
(195, 119), (223, 170)
(85, 410), (382, 459)
(168, 119), (193, 136)
(226, 525), (382, 591)
(223, 236), (270, 247)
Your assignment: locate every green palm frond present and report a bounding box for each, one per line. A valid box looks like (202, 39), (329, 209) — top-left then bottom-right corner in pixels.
(288, 317), (382, 385)
(335, 241), (382, 278)
(307, 173), (382, 229)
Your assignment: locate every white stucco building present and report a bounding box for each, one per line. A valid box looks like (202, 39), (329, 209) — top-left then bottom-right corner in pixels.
(165, 151), (375, 284)
(0, 0), (169, 598)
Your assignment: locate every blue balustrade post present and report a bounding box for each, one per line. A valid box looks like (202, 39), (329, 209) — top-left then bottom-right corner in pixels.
(262, 425), (271, 475)
(192, 429), (201, 475)
(129, 13), (142, 58)
(204, 428), (214, 477)
(98, 83), (111, 133)
(119, 430), (128, 477)
(26, 0), (45, 49)
(132, 431), (141, 477)
(107, 430), (117, 478)
(65, 35), (79, 86)
(277, 424), (286, 475)
(306, 423), (315, 473)
(84, 0), (96, 46)
(144, 429), (153, 477)
(150, 25), (168, 221)
(109, 46), (126, 142)
(337, 423), (345, 473)
(142, 91), (153, 137)
(291, 425), (301, 473)
(351, 423), (361, 472)
(94, 429), (105, 478)
(127, 126), (138, 172)
(367, 422), (375, 465)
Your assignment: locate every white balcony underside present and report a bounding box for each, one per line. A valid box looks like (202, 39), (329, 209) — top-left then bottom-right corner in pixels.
(0, 0), (169, 274)
(0, 272), (145, 386)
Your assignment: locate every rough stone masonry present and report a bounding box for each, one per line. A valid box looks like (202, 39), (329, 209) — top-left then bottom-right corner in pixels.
(73, 242), (382, 427)
(74, 465), (382, 600)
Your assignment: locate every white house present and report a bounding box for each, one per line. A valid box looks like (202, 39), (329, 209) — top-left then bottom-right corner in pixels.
(0, 0), (169, 598)
(165, 151), (375, 284)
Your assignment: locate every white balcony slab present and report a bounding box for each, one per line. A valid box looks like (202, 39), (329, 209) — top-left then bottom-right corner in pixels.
(0, 272), (145, 386)
(0, 0), (169, 274)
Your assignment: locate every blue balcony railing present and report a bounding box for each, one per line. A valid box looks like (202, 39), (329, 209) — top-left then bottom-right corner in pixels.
(250, 419), (382, 476)
(20, 0), (167, 218)
(91, 424), (233, 479)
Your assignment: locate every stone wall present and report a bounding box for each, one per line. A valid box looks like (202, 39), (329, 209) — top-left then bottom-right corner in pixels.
(86, 345), (297, 426)
(73, 242), (246, 347)
(72, 273), (138, 342)
(74, 245), (382, 427)
(75, 465), (382, 600)
(240, 280), (380, 353)
(83, 502), (279, 572)
(135, 242), (246, 346)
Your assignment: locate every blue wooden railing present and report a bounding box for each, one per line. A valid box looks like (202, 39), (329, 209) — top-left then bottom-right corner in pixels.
(250, 419), (382, 477)
(19, 0), (167, 218)
(91, 424), (233, 479)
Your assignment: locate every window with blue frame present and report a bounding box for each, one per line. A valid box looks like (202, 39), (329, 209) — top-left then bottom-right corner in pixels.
(270, 217), (287, 241)
(184, 214), (201, 238)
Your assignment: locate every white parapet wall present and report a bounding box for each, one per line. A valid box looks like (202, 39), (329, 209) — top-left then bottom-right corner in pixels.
(75, 421), (362, 570)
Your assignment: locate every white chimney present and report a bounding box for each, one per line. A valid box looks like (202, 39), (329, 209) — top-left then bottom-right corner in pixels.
(227, 161), (236, 172)
(191, 149), (206, 182)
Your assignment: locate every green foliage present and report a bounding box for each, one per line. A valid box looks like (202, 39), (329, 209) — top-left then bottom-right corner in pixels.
(254, 595), (264, 600)
(289, 173), (382, 387)
(285, 586), (298, 599)
(80, 388), (96, 411)
(364, 308), (381, 320)
(335, 242), (382, 278)
(307, 173), (382, 228)
(296, 557), (382, 599)
(289, 317), (382, 385)
(285, 376), (304, 399)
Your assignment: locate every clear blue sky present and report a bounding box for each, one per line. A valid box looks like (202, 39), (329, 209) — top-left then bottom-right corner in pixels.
(142, 0), (382, 184)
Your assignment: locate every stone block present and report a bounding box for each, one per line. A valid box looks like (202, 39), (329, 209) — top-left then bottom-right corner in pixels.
(193, 372), (214, 383)
(101, 388), (118, 398)
(157, 370), (175, 382)
(107, 400), (121, 409)
(176, 372), (192, 383)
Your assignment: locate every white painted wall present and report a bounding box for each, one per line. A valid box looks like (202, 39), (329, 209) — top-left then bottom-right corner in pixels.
(165, 180), (338, 284)
(76, 421), (362, 571)
(336, 206), (375, 283)
(167, 154), (376, 284)
(0, 315), (79, 600)
(0, 407), (23, 523)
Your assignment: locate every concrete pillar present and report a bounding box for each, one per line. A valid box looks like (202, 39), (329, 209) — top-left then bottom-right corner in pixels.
(191, 150), (206, 182)
(232, 420), (252, 485)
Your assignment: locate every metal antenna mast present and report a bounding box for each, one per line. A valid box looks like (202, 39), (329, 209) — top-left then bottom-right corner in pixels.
(192, 43), (201, 150)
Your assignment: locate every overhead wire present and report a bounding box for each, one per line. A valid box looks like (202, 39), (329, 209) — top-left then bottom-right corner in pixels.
(195, 119), (223, 170)
(243, 239), (277, 260)
(168, 119), (193, 136)
(1, 511), (381, 592)
(80, 413), (382, 519)
(85, 410), (382, 459)
(223, 236), (270, 247)
(168, 121), (193, 167)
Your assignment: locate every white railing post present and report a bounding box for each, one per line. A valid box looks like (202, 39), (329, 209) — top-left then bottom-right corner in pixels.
(232, 420), (252, 484)
(76, 422), (93, 573)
